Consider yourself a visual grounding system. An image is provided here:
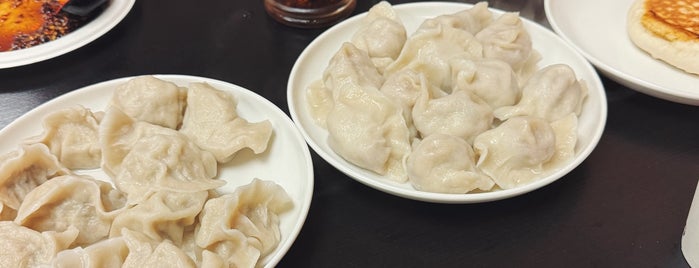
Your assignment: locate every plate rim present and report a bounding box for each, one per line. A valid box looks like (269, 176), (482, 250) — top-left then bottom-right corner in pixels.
(0, 74), (314, 267)
(0, 0), (136, 69)
(544, 0), (699, 105)
(287, 2), (607, 204)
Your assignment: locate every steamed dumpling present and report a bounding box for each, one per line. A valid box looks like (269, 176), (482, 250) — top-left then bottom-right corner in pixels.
(179, 82), (273, 163)
(494, 64), (587, 122)
(405, 134), (494, 193)
(0, 143), (71, 211)
(109, 75), (187, 129)
(196, 179), (293, 264)
(0, 221), (78, 267)
(25, 105), (103, 169)
(14, 175), (127, 247)
(412, 86), (493, 144)
(473, 116), (556, 189)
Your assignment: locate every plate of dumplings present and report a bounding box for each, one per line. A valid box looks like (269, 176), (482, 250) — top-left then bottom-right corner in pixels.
(0, 75), (313, 267)
(287, 1), (607, 203)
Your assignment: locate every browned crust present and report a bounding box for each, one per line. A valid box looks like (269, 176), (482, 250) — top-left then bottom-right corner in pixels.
(641, 0), (699, 42)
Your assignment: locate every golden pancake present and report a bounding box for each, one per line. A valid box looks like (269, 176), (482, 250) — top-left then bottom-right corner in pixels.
(628, 0), (699, 75)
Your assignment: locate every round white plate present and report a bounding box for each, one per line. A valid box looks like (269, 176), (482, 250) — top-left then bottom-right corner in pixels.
(545, 0), (699, 105)
(0, 75), (313, 267)
(0, 0), (135, 69)
(287, 2), (607, 204)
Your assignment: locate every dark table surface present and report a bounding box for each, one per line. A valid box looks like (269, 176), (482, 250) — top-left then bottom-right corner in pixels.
(1, 0), (698, 267)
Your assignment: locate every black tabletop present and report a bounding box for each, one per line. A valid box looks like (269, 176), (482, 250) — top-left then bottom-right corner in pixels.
(1, 0), (698, 267)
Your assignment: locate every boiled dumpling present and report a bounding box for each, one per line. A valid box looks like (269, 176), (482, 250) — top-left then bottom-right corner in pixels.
(451, 58), (521, 109)
(385, 23), (484, 90)
(178, 223), (263, 268)
(322, 42), (385, 92)
(473, 116), (556, 189)
(120, 229), (197, 268)
(99, 107), (173, 178)
(309, 41), (384, 128)
(179, 82), (273, 163)
(417, 1), (492, 34)
(99, 108), (222, 204)
(199, 232), (261, 268)
(200, 251), (227, 268)
(0, 143), (71, 211)
(0, 221), (78, 267)
(110, 190), (208, 245)
(379, 69), (438, 139)
(109, 75), (187, 129)
(14, 175), (127, 247)
(380, 69), (438, 112)
(323, 43), (412, 182)
(475, 12), (537, 77)
(412, 86), (493, 144)
(307, 42), (385, 128)
(545, 113), (578, 170)
(350, 1), (407, 72)
(305, 80), (334, 128)
(25, 105), (103, 169)
(116, 133), (223, 204)
(351, 1), (406, 60)
(326, 81), (412, 181)
(196, 179), (292, 264)
(51, 236), (129, 268)
(494, 64), (587, 122)
(405, 134), (494, 193)
(177, 225), (204, 265)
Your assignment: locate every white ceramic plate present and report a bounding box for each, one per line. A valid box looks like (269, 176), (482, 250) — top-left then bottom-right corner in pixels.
(545, 0), (699, 105)
(0, 75), (313, 267)
(287, 2), (607, 204)
(0, 0), (135, 69)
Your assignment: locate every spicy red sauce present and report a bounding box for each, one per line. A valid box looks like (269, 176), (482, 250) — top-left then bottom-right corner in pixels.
(0, 0), (90, 52)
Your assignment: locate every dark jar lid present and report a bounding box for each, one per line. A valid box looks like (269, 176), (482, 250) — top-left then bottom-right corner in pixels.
(264, 0), (357, 28)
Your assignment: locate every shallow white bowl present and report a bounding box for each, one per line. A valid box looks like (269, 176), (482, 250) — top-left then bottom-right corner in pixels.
(287, 2), (607, 204)
(545, 0), (699, 105)
(0, 75), (314, 267)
